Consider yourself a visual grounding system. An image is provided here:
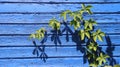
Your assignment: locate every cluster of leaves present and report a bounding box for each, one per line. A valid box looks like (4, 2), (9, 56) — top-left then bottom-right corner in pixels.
(29, 4), (119, 67)
(30, 28), (46, 40)
(60, 4), (109, 67)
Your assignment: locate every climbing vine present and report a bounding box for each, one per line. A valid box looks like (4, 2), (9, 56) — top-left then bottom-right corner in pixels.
(30, 4), (119, 67)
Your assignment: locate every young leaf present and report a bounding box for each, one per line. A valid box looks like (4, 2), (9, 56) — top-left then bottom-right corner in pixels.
(89, 62), (98, 67)
(84, 19), (97, 30)
(85, 32), (90, 39)
(96, 53), (109, 65)
(80, 30), (85, 40)
(29, 28), (46, 40)
(81, 4), (93, 15)
(60, 10), (71, 21)
(49, 18), (61, 30)
(93, 35), (97, 42)
(79, 29), (90, 40)
(87, 42), (98, 51)
(70, 20), (80, 30)
(92, 29), (105, 42)
(98, 35), (103, 42)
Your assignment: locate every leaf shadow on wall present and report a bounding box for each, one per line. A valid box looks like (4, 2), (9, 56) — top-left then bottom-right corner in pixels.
(31, 21), (118, 64)
(32, 31), (48, 62)
(105, 35), (117, 66)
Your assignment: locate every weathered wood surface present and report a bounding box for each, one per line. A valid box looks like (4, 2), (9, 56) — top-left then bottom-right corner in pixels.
(0, 4), (120, 13)
(0, 24), (120, 34)
(0, 46), (120, 57)
(0, 0), (120, 67)
(0, 35), (120, 46)
(0, 14), (120, 23)
(0, 0), (120, 2)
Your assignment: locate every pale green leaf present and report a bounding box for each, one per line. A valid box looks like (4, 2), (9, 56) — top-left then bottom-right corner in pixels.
(85, 32), (90, 39)
(86, 5), (92, 9)
(100, 32), (105, 36)
(93, 35), (97, 42)
(87, 9), (93, 14)
(98, 35), (103, 42)
(81, 4), (85, 9)
(81, 30), (85, 40)
(89, 23), (93, 30)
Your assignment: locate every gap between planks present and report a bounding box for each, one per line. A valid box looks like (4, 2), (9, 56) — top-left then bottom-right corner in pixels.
(0, 12), (120, 14)
(0, 56), (120, 59)
(0, 1), (120, 4)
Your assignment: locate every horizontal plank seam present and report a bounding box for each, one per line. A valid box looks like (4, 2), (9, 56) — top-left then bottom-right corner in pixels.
(0, 33), (119, 36)
(0, 44), (119, 47)
(0, 1), (120, 4)
(0, 12), (120, 14)
(0, 56), (119, 59)
(0, 22), (120, 25)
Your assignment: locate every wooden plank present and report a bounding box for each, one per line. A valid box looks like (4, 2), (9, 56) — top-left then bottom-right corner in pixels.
(0, 4), (120, 12)
(0, 14), (120, 23)
(0, 0), (120, 2)
(0, 46), (120, 57)
(0, 24), (120, 34)
(0, 35), (120, 46)
(0, 58), (89, 67)
(0, 58), (120, 67)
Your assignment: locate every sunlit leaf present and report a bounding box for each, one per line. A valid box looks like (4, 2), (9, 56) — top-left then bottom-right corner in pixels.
(60, 10), (72, 21)
(49, 18), (61, 30)
(98, 35), (103, 42)
(29, 28), (46, 40)
(81, 4), (93, 15)
(93, 35), (97, 42)
(96, 53), (109, 65)
(85, 32), (90, 39)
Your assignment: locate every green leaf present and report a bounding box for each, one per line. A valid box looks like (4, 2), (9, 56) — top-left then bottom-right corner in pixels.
(29, 28), (46, 40)
(87, 9), (93, 14)
(60, 10), (71, 21)
(100, 32), (105, 36)
(93, 35), (97, 42)
(49, 18), (61, 30)
(87, 42), (98, 51)
(97, 29), (101, 33)
(86, 5), (92, 10)
(84, 19), (97, 30)
(96, 53), (109, 66)
(84, 20), (89, 29)
(30, 34), (35, 39)
(89, 23), (93, 30)
(85, 32), (90, 39)
(81, 4), (93, 15)
(98, 35), (103, 42)
(92, 29), (105, 42)
(89, 63), (98, 67)
(81, 4), (85, 9)
(80, 30), (85, 40)
(70, 20), (80, 30)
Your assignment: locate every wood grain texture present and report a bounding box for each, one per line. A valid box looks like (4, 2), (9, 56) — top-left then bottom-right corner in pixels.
(0, 46), (119, 58)
(0, 35), (120, 46)
(0, 14), (120, 23)
(0, 0), (120, 66)
(0, 24), (120, 34)
(0, 58), (89, 67)
(0, 58), (120, 67)
(0, 0), (120, 2)
(0, 4), (120, 13)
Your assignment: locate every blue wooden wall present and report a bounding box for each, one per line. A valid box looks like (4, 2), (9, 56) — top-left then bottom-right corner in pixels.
(0, 0), (120, 67)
